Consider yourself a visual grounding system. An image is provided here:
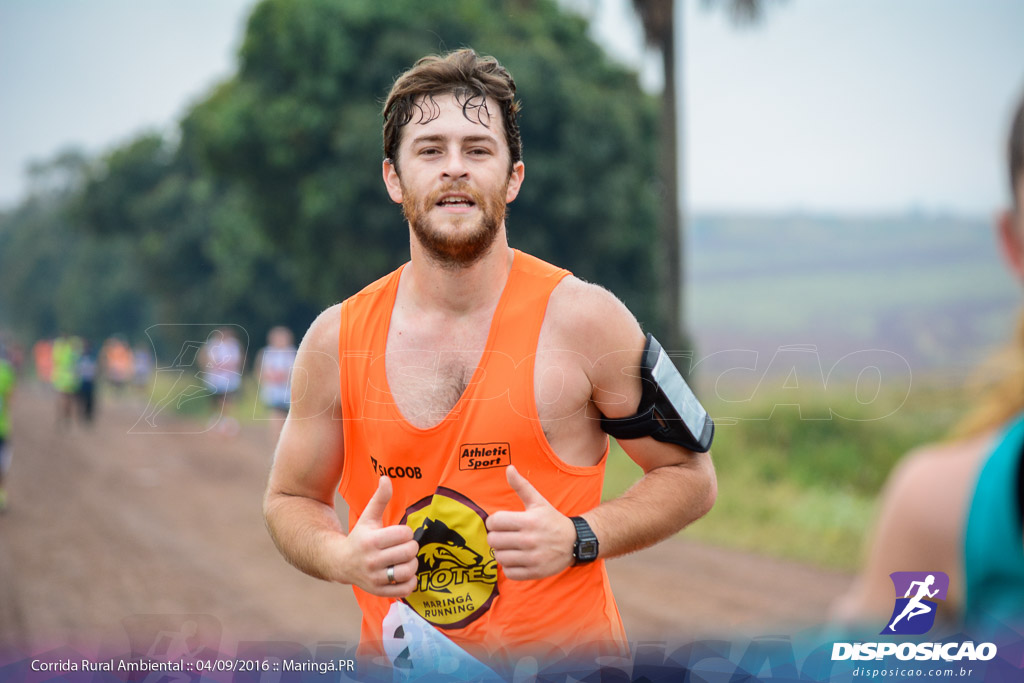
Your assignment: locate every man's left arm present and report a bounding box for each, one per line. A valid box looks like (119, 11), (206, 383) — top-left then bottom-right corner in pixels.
(580, 288), (717, 559)
(486, 282), (716, 579)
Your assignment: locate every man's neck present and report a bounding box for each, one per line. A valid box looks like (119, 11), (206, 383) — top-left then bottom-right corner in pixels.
(404, 233), (514, 317)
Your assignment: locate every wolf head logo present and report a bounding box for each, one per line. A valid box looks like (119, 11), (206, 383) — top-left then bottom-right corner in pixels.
(414, 517), (484, 576)
(401, 488), (498, 629)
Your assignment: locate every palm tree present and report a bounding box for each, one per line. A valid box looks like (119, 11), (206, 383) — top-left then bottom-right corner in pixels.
(632, 0), (768, 363)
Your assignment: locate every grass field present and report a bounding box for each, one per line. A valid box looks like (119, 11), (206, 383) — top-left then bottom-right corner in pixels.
(602, 377), (972, 570)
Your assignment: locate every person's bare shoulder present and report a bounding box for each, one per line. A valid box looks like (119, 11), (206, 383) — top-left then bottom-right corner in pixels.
(289, 304), (343, 418)
(544, 276), (644, 360)
(832, 431), (995, 622)
(543, 277), (646, 412)
(299, 303), (343, 357)
(882, 432), (994, 540)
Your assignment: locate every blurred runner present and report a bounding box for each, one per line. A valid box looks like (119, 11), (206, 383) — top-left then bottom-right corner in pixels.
(0, 344), (15, 512)
(102, 336), (135, 394)
(51, 333), (81, 429)
(32, 338), (53, 385)
(77, 340), (98, 426)
(834, 90), (1024, 629)
(132, 341), (154, 392)
(255, 326), (296, 444)
(200, 328), (243, 436)
(0, 334), (24, 375)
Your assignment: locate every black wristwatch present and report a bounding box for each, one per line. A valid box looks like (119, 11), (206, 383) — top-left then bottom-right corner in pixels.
(571, 516), (599, 565)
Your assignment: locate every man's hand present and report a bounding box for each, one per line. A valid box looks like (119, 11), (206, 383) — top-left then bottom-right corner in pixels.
(485, 466), (578, 580)
(337, 476), (419, 597)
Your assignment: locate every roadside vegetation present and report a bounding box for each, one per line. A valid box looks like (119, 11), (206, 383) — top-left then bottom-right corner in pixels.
(603, 377), (971, 569)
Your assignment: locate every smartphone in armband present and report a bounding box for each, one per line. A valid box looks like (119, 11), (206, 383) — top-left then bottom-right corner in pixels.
(600, 334), (714, 453)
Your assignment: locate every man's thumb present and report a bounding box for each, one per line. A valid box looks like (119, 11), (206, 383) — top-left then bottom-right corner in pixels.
(359, 476), (392, 526)
(507, 465), (546, 509)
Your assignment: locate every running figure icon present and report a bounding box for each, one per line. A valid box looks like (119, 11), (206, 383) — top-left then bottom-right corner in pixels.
(888, 574), (939, 632)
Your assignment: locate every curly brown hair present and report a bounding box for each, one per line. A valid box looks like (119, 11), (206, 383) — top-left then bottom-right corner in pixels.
(382, 49), (522, 173)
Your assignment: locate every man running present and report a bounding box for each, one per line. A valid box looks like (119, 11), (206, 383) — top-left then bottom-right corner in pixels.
(254, 326), (297, 443)
(51, 333), (81, 428)
(199, 328), (243, 435)
(264, 49), (716, 669)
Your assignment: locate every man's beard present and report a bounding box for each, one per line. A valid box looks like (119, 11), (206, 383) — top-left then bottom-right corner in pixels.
(402, 180), (507, 269)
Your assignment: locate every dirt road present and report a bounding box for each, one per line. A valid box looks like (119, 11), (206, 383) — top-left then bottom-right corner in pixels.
(0, 386), (851, 658)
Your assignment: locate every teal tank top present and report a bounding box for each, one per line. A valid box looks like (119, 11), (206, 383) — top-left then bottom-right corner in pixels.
(964, 415), (1024, 625)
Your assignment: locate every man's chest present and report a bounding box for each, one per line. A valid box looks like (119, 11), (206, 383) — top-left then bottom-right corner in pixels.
(383, 319), (592, 433)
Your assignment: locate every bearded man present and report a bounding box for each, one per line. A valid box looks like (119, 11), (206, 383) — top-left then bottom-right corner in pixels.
(263, 48), (716, 672)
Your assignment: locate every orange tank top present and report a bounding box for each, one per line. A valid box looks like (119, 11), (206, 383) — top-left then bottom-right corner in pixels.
(338, 250), (627, 663)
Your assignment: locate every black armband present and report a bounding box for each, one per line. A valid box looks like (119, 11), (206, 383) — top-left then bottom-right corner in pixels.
(599, 334), (714, 453)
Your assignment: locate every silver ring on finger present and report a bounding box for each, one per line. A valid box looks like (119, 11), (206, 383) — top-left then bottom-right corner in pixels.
(386, 565), (397, 585)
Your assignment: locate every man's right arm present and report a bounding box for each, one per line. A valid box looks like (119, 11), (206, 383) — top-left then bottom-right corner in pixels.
(262, 305), (419, 597)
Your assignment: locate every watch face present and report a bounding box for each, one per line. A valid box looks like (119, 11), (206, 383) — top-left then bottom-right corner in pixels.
(578, 540), (598, 560)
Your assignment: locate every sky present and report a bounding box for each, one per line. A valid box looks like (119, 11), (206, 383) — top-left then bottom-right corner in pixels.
(2, 0), (1023, 215)
(0, 0), (257, 204)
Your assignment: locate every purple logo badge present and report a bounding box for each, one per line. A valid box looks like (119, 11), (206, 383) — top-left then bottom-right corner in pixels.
(882, 572), (949, 635)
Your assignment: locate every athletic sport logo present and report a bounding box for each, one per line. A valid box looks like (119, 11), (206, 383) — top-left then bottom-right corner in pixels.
(882, 572), (949, 635)
(458, 442), (511, 471)
(401, 488), (498, 630)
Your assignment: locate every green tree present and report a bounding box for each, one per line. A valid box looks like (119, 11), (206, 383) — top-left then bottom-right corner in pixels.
(0, 150), (150, 345)
(188, 0), (662, 326)
(76, 129), (318, 354)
